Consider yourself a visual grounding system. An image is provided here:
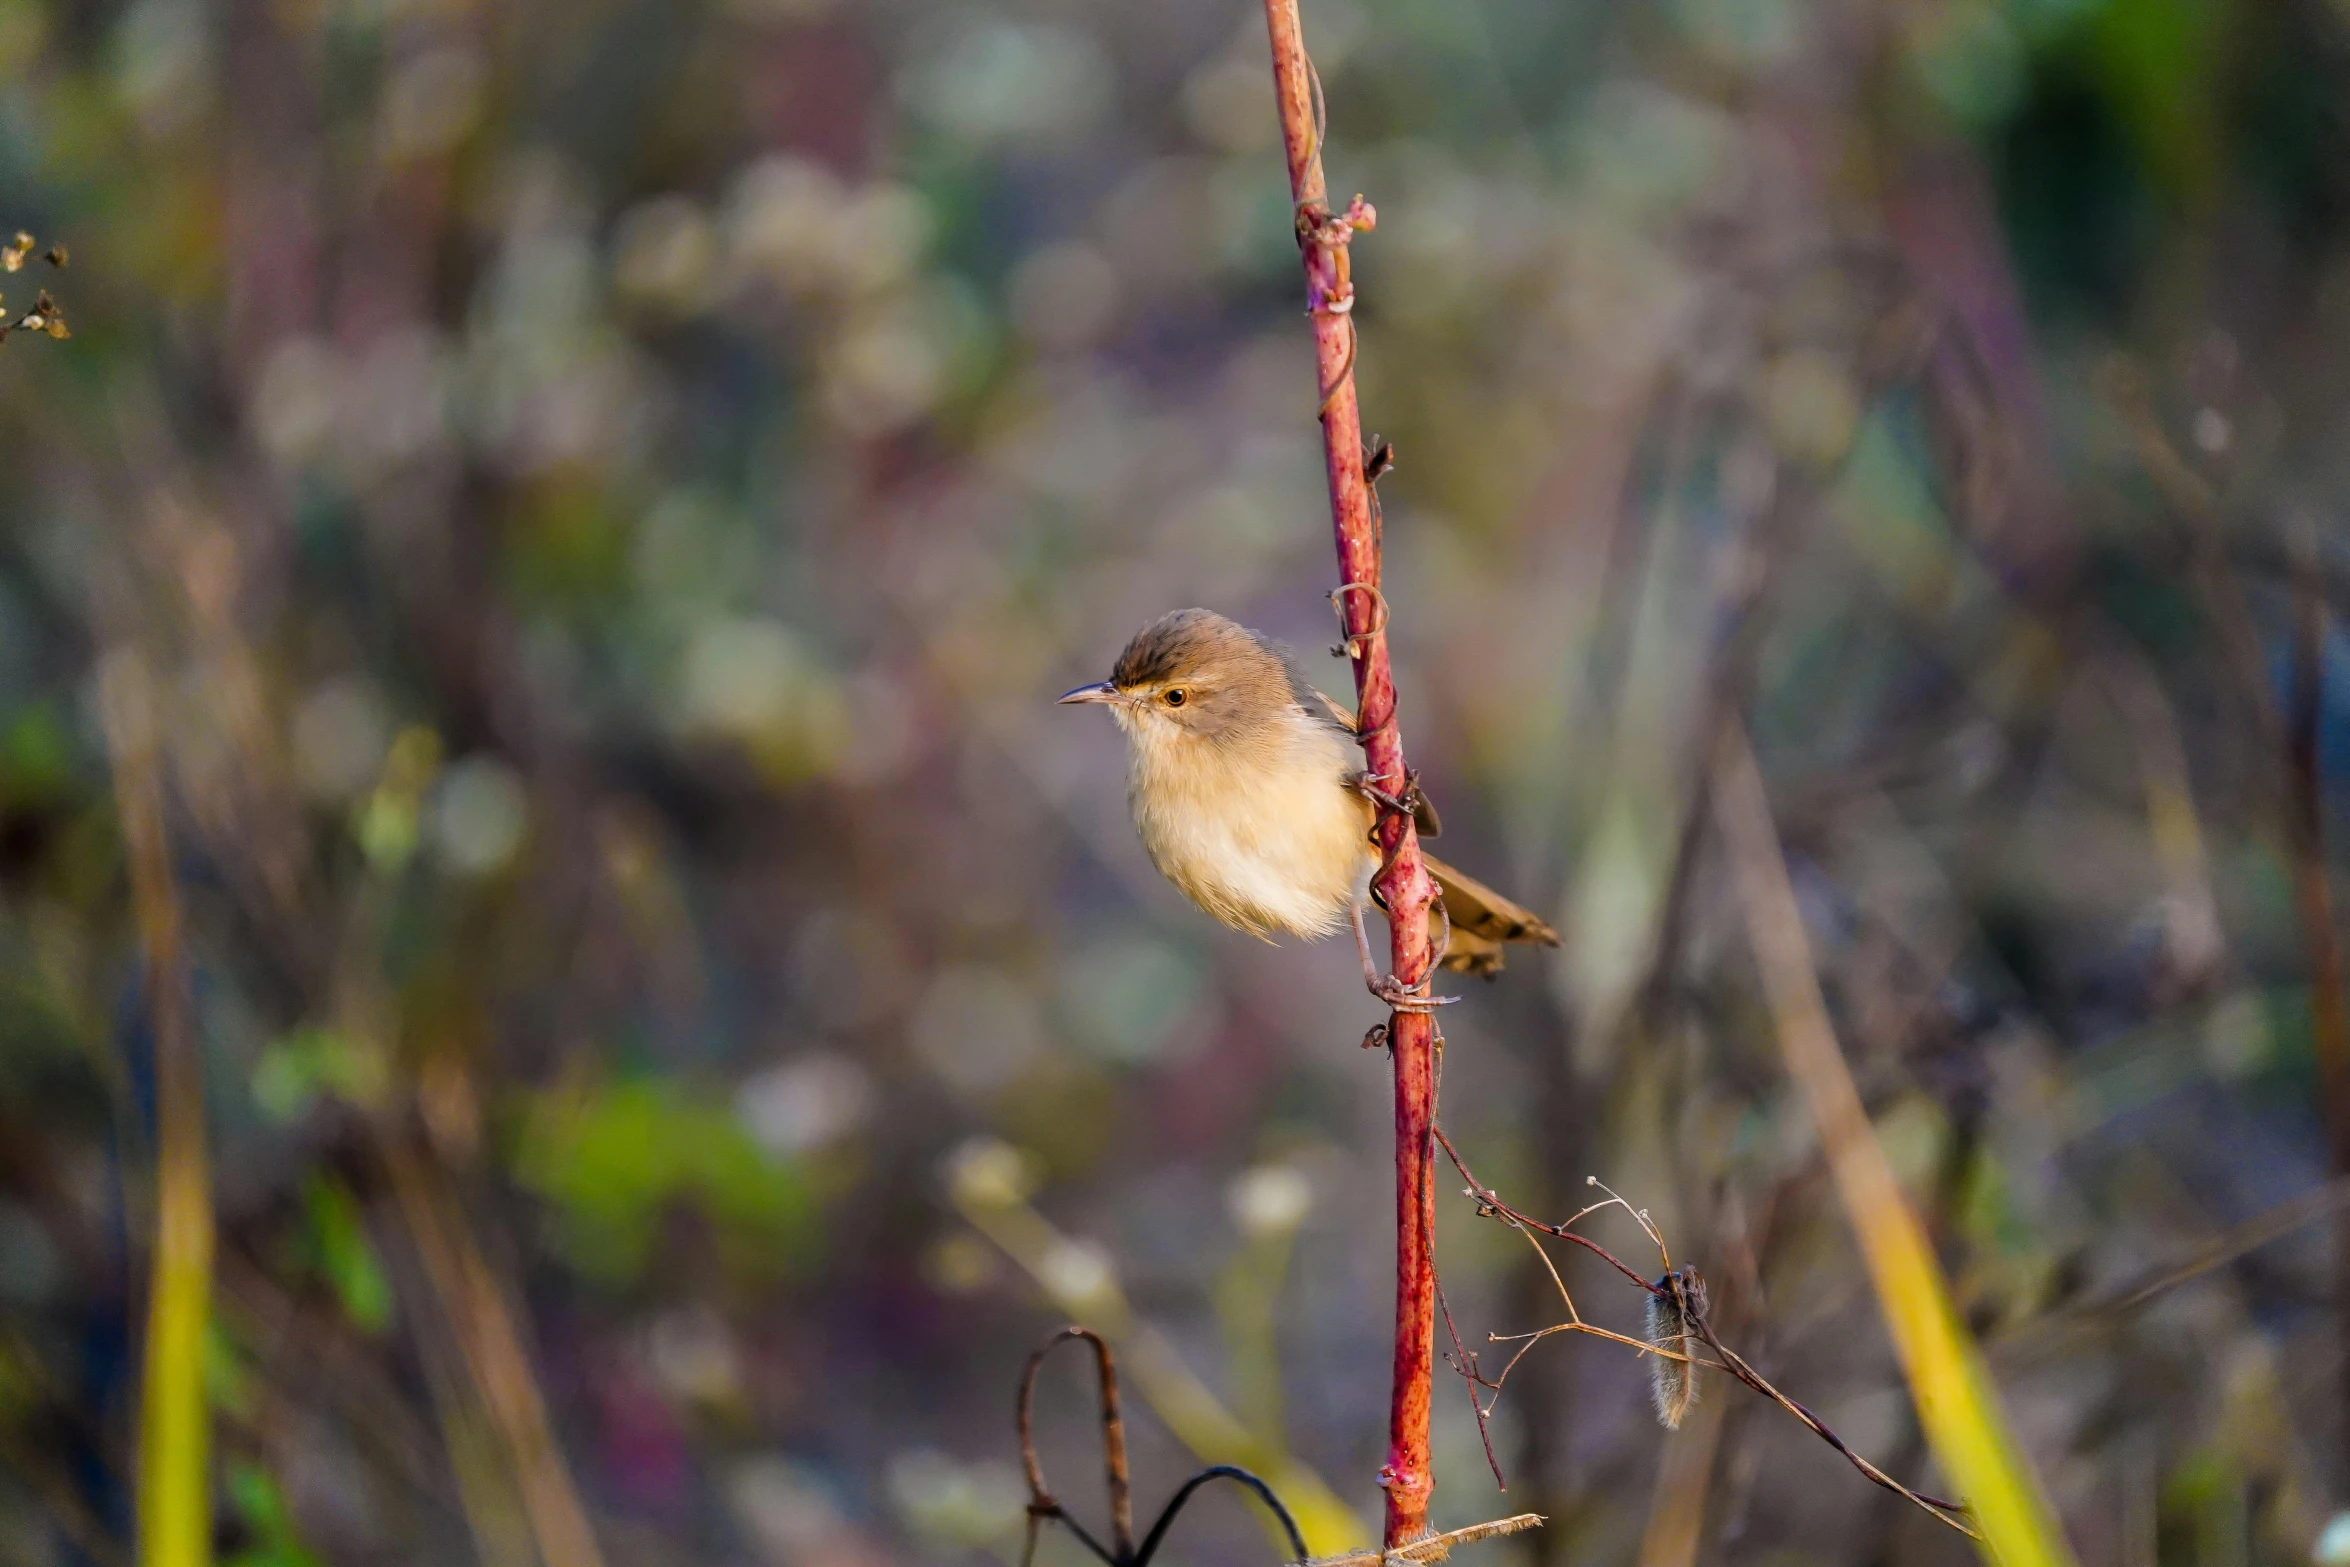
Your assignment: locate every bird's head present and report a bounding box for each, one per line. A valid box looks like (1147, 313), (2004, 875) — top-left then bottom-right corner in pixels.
(1057, 608), (1303, 746)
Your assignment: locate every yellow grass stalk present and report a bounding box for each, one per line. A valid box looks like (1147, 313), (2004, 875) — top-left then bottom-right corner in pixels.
(1713, 723), (2076, 1567)
(103, 651), (214, 1567)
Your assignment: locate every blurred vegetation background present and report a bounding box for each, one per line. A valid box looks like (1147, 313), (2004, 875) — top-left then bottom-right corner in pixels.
(3, 0), (2350, 1562)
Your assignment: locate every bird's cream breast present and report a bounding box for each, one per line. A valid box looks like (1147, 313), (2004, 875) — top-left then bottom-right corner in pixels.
(1124, 709), (1372, 941)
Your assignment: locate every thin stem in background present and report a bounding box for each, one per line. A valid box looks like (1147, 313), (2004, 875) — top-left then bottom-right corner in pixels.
(2114, 371), (2350, 1492)
(2288, 521), (2350, 1475)
(1257, 0), (1442, 1546)
(1629, 1360), (1726, 1567)
(381, 1138), (608, 1567)
(0, 1421), (128, 1567)
(100, 650), (214, 1567)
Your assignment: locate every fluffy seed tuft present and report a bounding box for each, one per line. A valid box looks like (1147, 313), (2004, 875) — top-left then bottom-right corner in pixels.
(1645, 1265), (1709, 1430)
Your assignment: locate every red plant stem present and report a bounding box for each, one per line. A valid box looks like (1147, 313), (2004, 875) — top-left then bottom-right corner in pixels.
(1259, 1), (1440, 1543)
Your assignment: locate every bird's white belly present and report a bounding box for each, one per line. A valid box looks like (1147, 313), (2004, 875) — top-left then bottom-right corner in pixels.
(1128, 740), (1372, 941)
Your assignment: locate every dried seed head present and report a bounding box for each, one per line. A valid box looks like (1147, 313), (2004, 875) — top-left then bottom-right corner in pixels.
(1645, 1265), (1709, 1431)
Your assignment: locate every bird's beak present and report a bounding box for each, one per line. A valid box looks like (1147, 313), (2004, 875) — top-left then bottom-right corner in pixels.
(1057, 681), (1120, 706)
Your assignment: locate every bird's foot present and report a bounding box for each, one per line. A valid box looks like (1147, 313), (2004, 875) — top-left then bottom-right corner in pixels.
(1353, 769), (1427, 823)
(1352, 898), (1454, 1013)
(1367, 972), (1458, 1013)
(1353, 772), (1405, 813)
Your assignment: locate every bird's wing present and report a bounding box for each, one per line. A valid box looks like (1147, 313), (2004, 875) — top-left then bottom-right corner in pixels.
(1434, 922), (1509, 978)
(1309, 685), (1358, 732)
(1423, 852), (1561, 975)
(1310, 685), (1443, 838)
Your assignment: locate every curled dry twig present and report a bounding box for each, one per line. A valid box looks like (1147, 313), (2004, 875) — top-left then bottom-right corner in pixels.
(1430, 1130), (1979, 1541)
(1016, 1327), (1308, 1567)
(1018, 1327), (1133, 1567)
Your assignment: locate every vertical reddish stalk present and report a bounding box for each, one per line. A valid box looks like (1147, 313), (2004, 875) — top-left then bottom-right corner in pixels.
(1259, 1), (1439, 1543)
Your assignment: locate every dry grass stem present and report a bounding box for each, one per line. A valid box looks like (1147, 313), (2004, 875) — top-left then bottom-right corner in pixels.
(382, 1141), (608, 1567)
(1291, 1512), (1545, 1567)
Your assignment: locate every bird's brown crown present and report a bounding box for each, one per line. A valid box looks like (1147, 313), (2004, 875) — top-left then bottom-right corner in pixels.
(1110, 608), (1264, 689)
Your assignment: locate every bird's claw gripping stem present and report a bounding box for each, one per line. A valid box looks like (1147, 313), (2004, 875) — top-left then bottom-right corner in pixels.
(1369, 974), (1457, 1013)
(1352, 900), (1454, 1014)
(1353, 770), (1422, 821)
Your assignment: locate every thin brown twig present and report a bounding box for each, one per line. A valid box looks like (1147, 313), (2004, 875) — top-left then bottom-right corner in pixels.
(2116, 1174), (2350, 1314)
(1432, 1126), (1978, 1538)
(1435, 1128), (1655, 1292)
(1426, 1020), (1499, 1492)
(1434, 1272), (1504, 1489)
(1437, 1148), (1719, 1418)
(1482, 1263), (1719, 1379)
(1998, 1174), (2350, 1361)
(1685, 1319), (1975, 1537)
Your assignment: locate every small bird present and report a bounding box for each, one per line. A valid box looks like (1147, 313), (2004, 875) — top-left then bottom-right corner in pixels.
(1058, 608), (1559, 998)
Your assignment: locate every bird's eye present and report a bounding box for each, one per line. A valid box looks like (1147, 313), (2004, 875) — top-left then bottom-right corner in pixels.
(1164, 688), (1186, 707)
